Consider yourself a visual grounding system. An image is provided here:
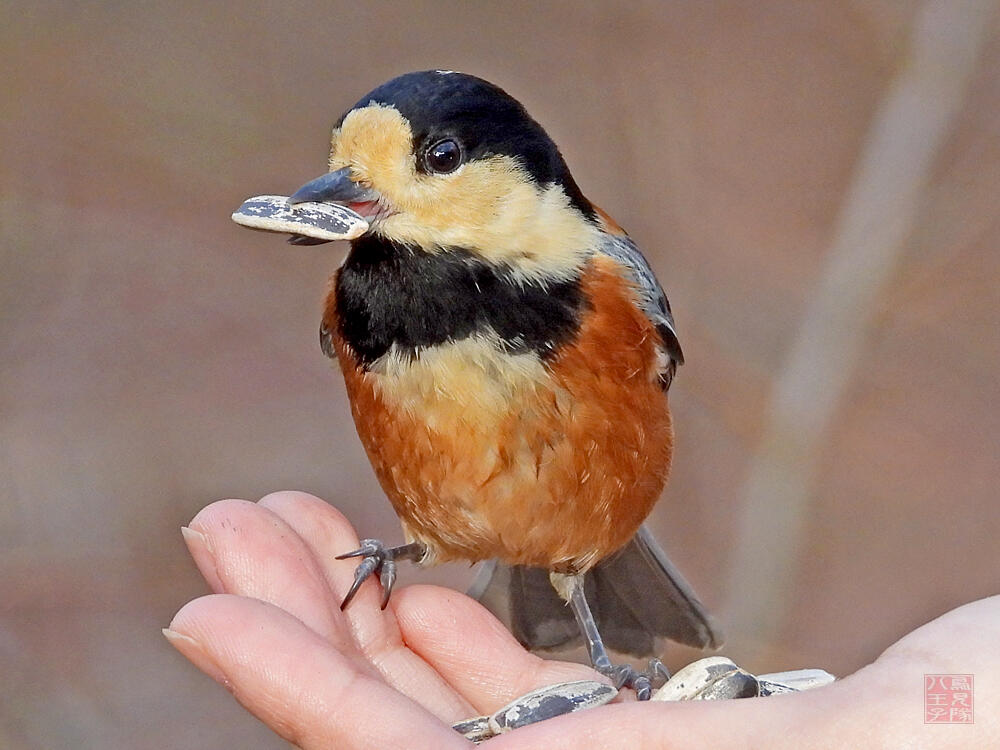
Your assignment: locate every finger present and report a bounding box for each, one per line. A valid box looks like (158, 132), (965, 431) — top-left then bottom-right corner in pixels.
(258, 491), (475, 722)
(256, 492), (386, 620)
(186, 498), (355, 654)
(393, 584), (609, 714)
(166, 595), (468, 750)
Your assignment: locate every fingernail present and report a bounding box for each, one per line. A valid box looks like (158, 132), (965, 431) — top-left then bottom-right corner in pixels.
(161, 627), (200, 649)
(181, 526), (225, 592)
(162, 628), (230, 687)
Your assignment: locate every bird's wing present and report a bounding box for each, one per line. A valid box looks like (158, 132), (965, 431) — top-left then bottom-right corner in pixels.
(596, 232), (684, 386)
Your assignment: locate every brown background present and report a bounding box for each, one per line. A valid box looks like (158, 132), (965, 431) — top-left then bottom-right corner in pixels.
(2, 1), (998, 747)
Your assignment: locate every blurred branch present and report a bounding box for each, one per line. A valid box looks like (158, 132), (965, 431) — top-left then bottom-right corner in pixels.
(725, 0), (998, 645)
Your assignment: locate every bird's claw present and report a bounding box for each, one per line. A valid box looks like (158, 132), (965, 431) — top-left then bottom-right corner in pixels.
(335, 538), (424, 610)
(600, 658), (670, 701)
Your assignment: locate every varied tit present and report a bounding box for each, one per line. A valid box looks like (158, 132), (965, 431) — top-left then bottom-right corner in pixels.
(287, 70), (720, 699)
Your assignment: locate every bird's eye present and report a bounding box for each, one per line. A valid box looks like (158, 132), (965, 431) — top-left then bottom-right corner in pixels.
(424, 139), (462, 174)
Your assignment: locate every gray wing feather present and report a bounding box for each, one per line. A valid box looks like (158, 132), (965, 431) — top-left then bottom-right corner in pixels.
(597, 234), (684, 383)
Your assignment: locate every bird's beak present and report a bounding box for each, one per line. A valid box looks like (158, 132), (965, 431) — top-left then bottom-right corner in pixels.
(288, 167), (379, 205)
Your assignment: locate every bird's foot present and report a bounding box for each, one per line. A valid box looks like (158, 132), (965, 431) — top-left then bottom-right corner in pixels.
(335, 539), (425, 610)
(598, 658), (671, 701)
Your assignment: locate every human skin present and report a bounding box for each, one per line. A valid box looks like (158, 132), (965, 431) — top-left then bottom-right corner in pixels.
(166, 491), (999, 749)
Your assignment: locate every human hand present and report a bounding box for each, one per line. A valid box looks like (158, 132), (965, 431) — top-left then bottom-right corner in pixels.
(166, 491), (999, 748)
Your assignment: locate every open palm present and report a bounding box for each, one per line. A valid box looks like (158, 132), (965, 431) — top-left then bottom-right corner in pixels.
(167, 491), (999, 749)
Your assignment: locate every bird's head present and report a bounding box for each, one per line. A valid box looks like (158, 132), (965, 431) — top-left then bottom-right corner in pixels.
(289, 70), (599, 279)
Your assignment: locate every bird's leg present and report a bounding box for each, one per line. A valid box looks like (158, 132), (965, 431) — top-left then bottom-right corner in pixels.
(335, 539), (426, 610)
(550, 572), (667, 701)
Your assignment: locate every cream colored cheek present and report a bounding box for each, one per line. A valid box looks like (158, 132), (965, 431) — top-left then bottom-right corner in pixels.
(404, 165), (525, 227)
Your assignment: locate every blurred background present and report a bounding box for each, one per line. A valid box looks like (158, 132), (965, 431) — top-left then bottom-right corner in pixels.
(2, 1), (998, 747)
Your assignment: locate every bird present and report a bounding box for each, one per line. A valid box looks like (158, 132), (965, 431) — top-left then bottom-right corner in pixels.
(285, 70), (720, 699)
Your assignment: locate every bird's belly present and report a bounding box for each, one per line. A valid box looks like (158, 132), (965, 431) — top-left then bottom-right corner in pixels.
(339, 334), (673, 571)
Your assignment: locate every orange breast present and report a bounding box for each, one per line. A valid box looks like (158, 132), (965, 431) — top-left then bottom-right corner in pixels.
(330, 256), (673, 572)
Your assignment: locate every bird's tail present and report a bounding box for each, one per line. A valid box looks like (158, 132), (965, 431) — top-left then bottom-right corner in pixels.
(468, 525), (721, 657)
